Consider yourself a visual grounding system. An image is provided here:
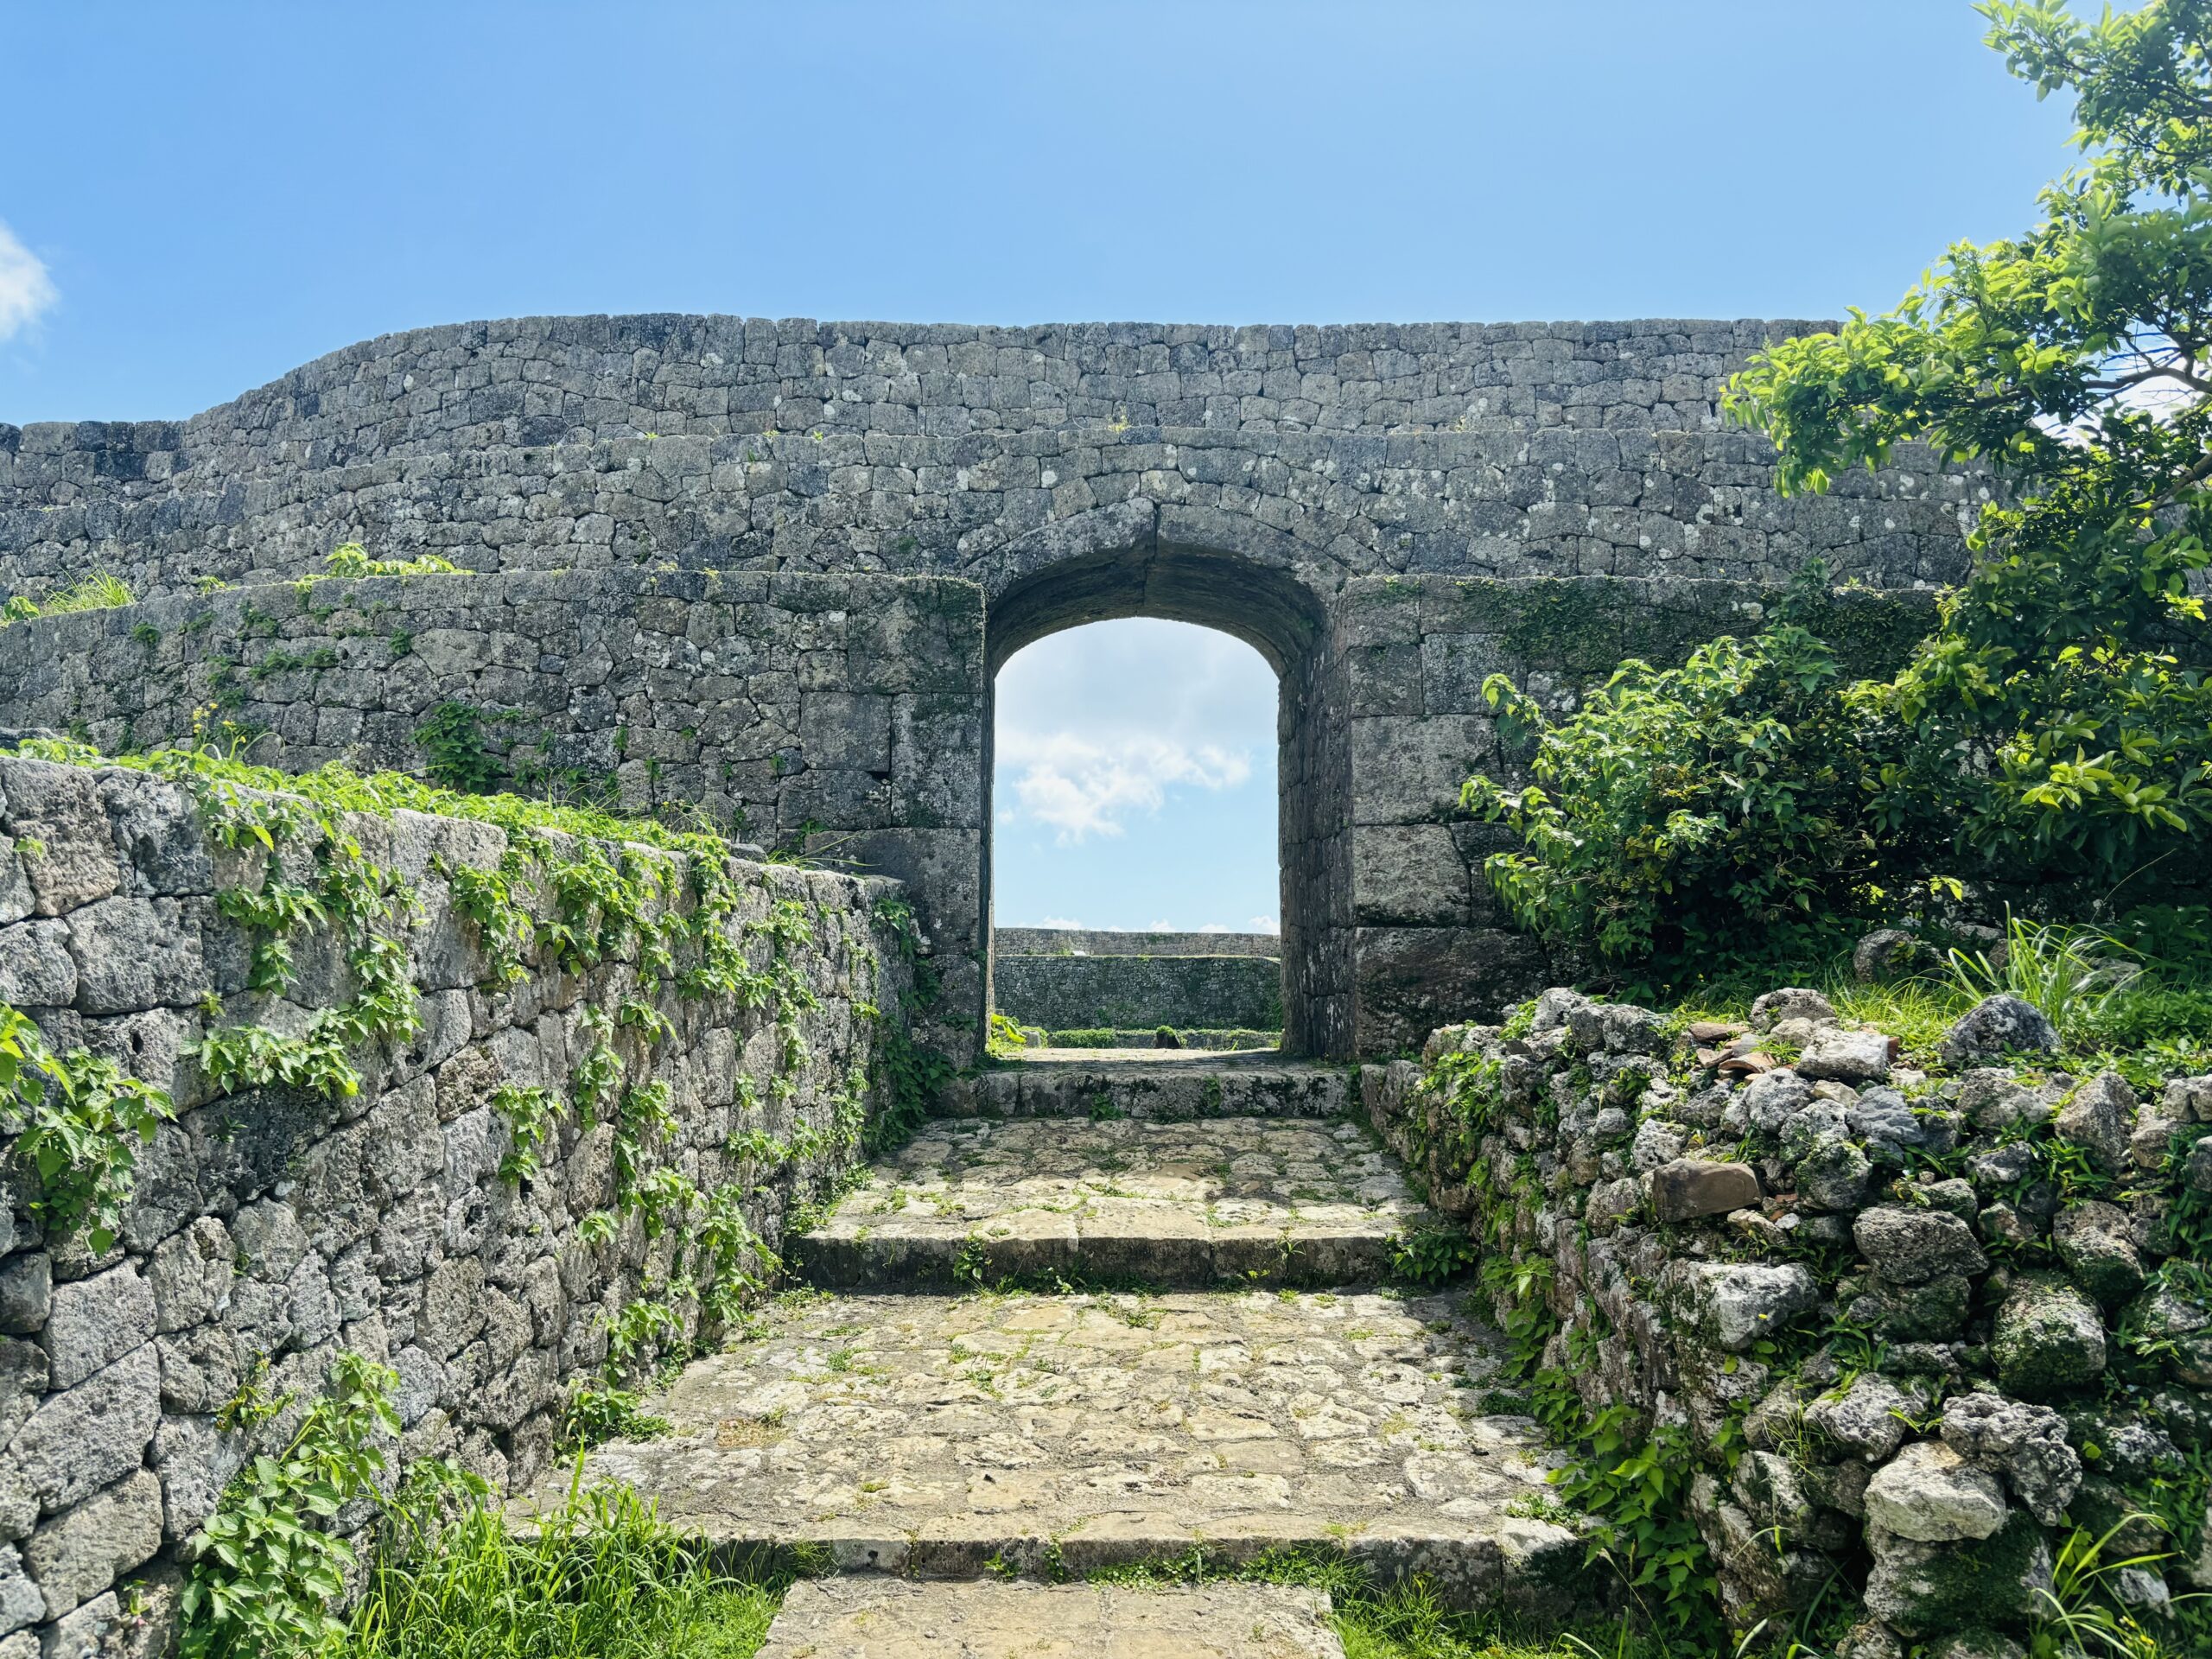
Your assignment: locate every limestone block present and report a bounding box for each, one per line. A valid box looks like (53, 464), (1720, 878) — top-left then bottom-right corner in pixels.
(1649, 1159), (1758, 1223)
(1937, 995), (2059, 1070)
(10, 1343), (161, 1511)
(0, 761), (118, 917)
(2055, 1072), (2136, 1177)
(0, 1338), (44, 1448)
(1993, 1274), (2107, 1398)
(1865, 1441), (2008, 1542)
(1941, 1393), (2080, 1528)
(1750, 988), (1834, 1030)
(0, 922), (74, 1007)
(23, 1469), (162, 1619)
(147, 1218), (233, 1334)
(1853, 1206), (1987, 1286)
(1347, 715), (1496, 825)
(0, 1545), (38, 1637)
(1672, 1262), (1819, 1352)
(1349, 824), (1470, 927)
(0, 842), (32, 929)
(0, 1256), (48, 1337)
(149, 1415), (243, 1542)
(2051, 1200), (2145, 1309)
(1865, 1510), (2051, 1638)
(64, 897), (207, 1014)
(41, 1263), (154, 1389)
(1807, 1374), (1912, 1464)
(1797, 1026), (1893, 1084)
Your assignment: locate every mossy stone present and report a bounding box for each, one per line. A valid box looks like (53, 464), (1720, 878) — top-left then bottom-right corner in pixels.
(1992, 1272), (2107, 1399)
(1866, 1508), (2053, 1637)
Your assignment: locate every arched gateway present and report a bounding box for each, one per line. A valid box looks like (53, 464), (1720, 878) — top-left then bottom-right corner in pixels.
(0, 315), (1970, 1059)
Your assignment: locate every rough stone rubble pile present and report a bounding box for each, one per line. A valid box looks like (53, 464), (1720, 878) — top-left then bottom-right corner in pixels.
(1364, 985), (2212, 1654)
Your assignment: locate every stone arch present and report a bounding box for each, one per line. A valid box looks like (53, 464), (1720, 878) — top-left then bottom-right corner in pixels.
(981, 537), (1352, 1058)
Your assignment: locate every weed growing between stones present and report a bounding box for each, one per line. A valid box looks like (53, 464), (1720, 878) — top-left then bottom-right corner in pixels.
(184, 1352), (783, 1656)
(320, 543), (465, 580)
(0, 567), (134, 625)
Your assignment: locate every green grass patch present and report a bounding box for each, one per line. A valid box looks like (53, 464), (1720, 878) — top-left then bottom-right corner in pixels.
(330, 1474), (786, 1659)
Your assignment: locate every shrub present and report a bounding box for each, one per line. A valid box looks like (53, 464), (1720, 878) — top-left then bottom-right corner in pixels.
(1464, 607), (1883, 968)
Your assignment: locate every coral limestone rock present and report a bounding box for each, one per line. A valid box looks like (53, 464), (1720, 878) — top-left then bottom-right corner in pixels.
(1992, 1274), (2107, 1398)
(1936, 996), (2060, 1071)
(1865, 1441), (2010, 1542)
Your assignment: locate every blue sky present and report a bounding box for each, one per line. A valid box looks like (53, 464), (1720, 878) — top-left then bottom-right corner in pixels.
(0, 2), (2076, 932)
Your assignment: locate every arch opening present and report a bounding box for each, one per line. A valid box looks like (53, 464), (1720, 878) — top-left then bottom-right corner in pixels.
(981, 546), (1352, 1059)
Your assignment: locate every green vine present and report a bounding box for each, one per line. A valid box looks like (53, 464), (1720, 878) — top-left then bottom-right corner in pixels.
(8, 735), (931, 1401)
(0, 1004), (175, 1252)
(181, 1351), (402, 1657)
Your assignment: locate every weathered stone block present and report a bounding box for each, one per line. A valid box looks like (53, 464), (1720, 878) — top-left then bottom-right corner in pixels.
(1993, 1274), (2107, 1398)
(41, 1264), (154, 1389)
(1649, 1159), (1758, 1223)
(22, 1470), (162, 1619)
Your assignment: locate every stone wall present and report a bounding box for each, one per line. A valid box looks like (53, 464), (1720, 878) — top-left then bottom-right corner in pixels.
(0, 313), (1990, 1065)
(1338, 576), (1940, 1053)
(0, 753), (913, 1657)
(1363, 988), (2212, 1651)
(0, 568), (987, 1063)
(993, 928), (1278, 960)
(0, 316), (1979, 609)
(992, 953), (1282, 1034)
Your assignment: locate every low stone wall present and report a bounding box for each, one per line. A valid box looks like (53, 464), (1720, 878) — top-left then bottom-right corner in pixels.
(0, 753), (912, 1657)
(0, 566), (986, 1063)
(1364, 987), (2212, 1650)
(993, 954), (1281, 1034)
(994, 928), (1278, 960)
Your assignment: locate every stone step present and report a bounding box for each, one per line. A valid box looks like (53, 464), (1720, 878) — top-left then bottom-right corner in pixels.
(937, 1055), (1351, 1122)
(756, 1579), (1345, 1658)
(791, 1116), (1433, 1291)
(529, 1287), (1590, 1615)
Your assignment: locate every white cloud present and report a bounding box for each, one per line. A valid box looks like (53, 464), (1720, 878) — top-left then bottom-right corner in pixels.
(0, 221), (57, 341)
(995, 618), (1273, 842)
(1038, 915), (1082, 930)
(1249, 915), (1280, 933)
(1000, 728), (1250, 841)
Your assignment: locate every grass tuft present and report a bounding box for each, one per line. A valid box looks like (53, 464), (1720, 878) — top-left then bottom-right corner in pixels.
(332, 1471), (784, 1659)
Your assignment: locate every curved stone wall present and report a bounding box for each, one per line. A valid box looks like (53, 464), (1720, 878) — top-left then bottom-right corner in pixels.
(0, 315), (1982, 1062)
(0, 315), (1977, 610)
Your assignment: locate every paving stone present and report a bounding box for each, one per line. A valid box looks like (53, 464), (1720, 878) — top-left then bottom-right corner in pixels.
(794, 1117), (1432, 1290)
(754, 1578), (1346, 1658)
(939, 1056), (1352, 1122)
(527, 1287), (1582, 1611)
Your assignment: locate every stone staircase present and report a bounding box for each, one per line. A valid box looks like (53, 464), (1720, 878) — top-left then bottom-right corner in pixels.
(529, 1054), (1588, 1656)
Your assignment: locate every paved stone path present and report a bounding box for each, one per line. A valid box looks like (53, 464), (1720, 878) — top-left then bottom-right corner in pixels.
(533, 1056), (1590, 1649)
(755, 1580), (1344, 1658)
(792, 1117), (1430, 1289)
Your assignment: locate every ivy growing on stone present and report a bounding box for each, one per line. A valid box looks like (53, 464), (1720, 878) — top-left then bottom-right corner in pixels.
(0, 1003), (175, 1253)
